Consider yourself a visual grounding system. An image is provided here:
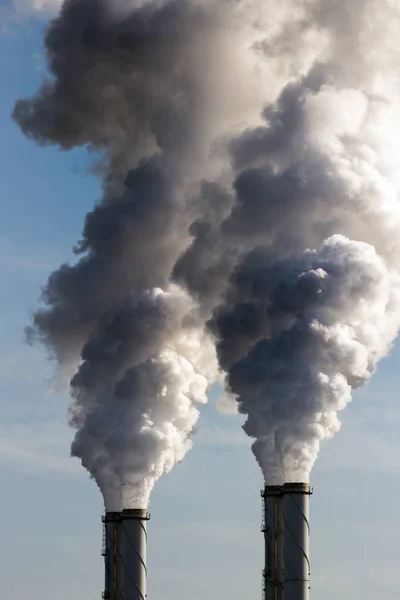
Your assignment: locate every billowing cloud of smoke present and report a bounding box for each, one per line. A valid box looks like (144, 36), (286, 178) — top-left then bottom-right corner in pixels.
(208, 236), (399, 482)
(13, 0), (235, 510)
(70, 286), (212, 509)
(15, 0), (400, 498)
(174, 0), (400, 483)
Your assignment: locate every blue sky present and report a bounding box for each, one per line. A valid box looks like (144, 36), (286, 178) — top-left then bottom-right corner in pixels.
(1, 2), (400, 599)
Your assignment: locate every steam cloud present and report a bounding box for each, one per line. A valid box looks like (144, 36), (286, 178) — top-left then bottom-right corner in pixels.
(13, 0), (228, 510)
(175, 0), (400, 483)
(14, 0), (400, 500)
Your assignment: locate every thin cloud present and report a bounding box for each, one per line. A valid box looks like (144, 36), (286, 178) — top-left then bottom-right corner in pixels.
(318, 410), (400, 476)
(0, 421), (82, 475)
(0, 235), (61, 273)
(0, 0), (61, 34)
(197, 421), (250, 447)
(13, 0), (63, 13)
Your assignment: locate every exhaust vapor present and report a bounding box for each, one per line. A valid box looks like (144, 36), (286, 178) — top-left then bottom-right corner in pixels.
(14, 0), (400, 504)
(174, 0), (400, 484)
(13, 0), (233, 510)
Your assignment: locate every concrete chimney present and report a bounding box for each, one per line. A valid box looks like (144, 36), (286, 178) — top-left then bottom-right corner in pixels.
(102, 512), (123, 600)
(262, 486), (284, 600)
(121, 508), (150, 600)
(282, 483), (312, 600)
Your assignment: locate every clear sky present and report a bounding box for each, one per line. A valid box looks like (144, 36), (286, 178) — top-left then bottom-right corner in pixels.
(1, 2), (400, 600)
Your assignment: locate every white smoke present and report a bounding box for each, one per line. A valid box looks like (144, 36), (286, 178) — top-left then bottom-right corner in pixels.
(69, 286), (215, 510)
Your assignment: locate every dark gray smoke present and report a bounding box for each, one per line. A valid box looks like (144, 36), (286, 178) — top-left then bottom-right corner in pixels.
(14, 0), (213, 186)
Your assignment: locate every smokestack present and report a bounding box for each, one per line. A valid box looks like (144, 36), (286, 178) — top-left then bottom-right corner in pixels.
(102, 512), (123, 600)
(282, 483), (312, 600)
(262, 486), (284, 600)
(121, 509), (150, 600)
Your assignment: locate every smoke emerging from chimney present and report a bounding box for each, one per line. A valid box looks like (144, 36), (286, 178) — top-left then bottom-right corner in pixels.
(14, 0), (400, 499)
(13, 0), (232, 510)
(174, 1), (400, 483)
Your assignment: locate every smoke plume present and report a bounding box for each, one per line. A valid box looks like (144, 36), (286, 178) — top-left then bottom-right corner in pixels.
(13, 0), (231, 510)
(15, 0), (400, 498)
(174, 0), (400, 483)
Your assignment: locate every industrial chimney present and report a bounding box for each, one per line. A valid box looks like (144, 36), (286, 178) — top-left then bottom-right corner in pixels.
(102, 509), (150, 600)
(261, 486), (284, 600)
(262, 483), (312, 600)
(102, 512), (123, 600)
(282, 483), (312, 600)
(121, 509), (150, 600)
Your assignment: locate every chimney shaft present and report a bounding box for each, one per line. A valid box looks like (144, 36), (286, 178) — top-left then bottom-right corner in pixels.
(121, 508), (150, 600)
(102, 512), (123, 600)
(262, 486), (284, 600)
(282, 483), (311, 600)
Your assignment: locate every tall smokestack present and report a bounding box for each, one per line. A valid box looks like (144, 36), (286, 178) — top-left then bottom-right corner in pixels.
(262, 486), (284, 600)
(121, 509), (150, 600)
(102, 512), (123, 600)
(282, 483), (312, 600)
